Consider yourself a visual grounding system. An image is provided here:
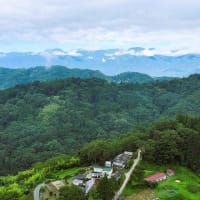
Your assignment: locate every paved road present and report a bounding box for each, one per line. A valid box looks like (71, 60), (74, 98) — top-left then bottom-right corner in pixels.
(34, 183), (45, 200)
(113, 149), (141, 200)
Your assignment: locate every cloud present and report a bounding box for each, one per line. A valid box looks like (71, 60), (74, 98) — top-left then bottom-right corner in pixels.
(102, 58), (106, 63)
(105, 46), (200, 57)
(0, 0), (200, 52)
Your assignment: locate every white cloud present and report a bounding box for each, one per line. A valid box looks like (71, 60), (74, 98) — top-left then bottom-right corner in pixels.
(0, 0), (200, 52)
(66, 50), (82, 57)
(102, 58), (106, 63)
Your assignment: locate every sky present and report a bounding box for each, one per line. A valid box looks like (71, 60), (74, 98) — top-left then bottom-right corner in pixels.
(1, 0), (200, 53)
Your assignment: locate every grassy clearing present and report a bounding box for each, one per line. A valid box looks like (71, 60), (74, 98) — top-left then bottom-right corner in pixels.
(54, 167), (83, 179)
(123, 185), (145, 196)
(123, 162), (200, 200)
(154, 166), (200, 200)
(125, 189), (157, 200)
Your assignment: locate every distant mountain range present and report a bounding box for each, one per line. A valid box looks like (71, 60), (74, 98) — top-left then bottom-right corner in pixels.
(0, 66), (165, 89)
(0, 48), (200, 77)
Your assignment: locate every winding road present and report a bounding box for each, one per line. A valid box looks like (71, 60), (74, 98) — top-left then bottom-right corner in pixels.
(113, 149), (141, 200)
(34, 183), (45, 200)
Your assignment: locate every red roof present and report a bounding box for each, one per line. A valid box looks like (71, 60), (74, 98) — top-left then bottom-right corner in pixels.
(144, 173), (166, 182)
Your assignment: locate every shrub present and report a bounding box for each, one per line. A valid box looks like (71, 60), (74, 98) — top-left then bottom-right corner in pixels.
(144, 181), (158, 188)
(187, 184), (200, 193)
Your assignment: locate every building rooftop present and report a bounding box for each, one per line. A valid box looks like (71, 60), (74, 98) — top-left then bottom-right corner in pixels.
(103, 167), (112, 172)
(93, 166), (112, 172)
(74, 174), (86, 180)
(113, 151), (133, 164)
(50, 180), (65, 190)
(144, 173), (166, 182)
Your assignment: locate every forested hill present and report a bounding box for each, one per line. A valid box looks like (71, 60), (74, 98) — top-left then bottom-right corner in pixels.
(0, 74), (200, 175)
(0, 66), (155, 89)
(0, 115), (200, 200)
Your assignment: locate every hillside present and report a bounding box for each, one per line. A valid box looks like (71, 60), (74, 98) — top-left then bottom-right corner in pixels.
(0, 115), (199, 200)
(0, 66), (106, 89)
(0, 66), (155, 89)
(0, 75), (200, 175)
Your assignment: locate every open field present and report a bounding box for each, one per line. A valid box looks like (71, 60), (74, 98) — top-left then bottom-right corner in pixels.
(54, 167), (83, 179)
(123, 162), (200, 200)
(125, 189), (157, 200)
(154, 166), (200, 200)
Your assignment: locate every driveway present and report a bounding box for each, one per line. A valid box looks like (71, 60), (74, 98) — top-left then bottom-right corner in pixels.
(113, 149), (141, 200)
(34, 183), (45, 200)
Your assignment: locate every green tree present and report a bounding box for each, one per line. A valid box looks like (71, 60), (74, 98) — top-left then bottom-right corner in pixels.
(97, 176), (115, 200)
(59, 185), (85, 200)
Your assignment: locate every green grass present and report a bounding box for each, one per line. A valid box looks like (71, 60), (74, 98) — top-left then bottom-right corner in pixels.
(154, 166), (200, 200)
(123, 162), (200, 200)
(54, 167), (83, 179)
(123, 185), (145, 196)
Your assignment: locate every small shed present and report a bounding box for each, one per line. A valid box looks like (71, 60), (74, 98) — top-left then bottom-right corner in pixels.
(167, 169), (175, 176)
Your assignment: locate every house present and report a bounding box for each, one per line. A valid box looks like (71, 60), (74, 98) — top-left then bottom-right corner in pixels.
(103, 167), (113, 178)
(73, 179), (83, 186)
(75, 174), (86, 180)
(72, 174), (86, 186)
(92, 166), (113, 178)
(105, 161), (112, 167)
(167, 169), (175, 176)
(92, 166), (104, 178)
(113, 151), (133, 168)
(144, 173), (167, 182)
(49, 180), (65, 191)
(47, 180), (65, 196)
(72, 173), (95, 194)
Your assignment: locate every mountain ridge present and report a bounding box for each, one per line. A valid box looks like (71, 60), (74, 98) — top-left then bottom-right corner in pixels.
(0, 47), (200, 77)
(0, 66), (163, 89)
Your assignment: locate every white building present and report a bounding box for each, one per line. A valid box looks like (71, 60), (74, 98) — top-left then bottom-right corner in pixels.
(92, 166), (113, 178)
(72, 179), (83, 186)
(105, 161), (112, 167)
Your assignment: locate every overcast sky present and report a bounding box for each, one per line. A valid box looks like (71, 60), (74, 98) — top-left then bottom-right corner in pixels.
(1, 0), (200, 52)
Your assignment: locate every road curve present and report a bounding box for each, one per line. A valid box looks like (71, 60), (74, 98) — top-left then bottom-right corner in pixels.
(113, 149), (141, 200)
(34, 183), (45, 200)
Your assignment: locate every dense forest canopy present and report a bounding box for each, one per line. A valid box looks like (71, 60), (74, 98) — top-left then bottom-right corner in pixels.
(79, 114), (200, 172)
(0, 74), (200, 175)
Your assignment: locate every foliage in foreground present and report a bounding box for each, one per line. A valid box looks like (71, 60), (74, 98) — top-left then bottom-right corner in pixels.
(0, 155), (79, 200)
(0, 115), (199, 199)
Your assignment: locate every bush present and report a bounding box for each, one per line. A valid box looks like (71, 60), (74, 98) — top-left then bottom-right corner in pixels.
(144, 181), (158, 188)
(119, 173), (125, 186)
(187, 184), (200, 193)
(125, 160), (133, 169)
(170, 193), (185, 200)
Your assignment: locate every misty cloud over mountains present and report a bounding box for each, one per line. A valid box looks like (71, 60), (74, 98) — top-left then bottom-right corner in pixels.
(0, 48), (200, 77)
